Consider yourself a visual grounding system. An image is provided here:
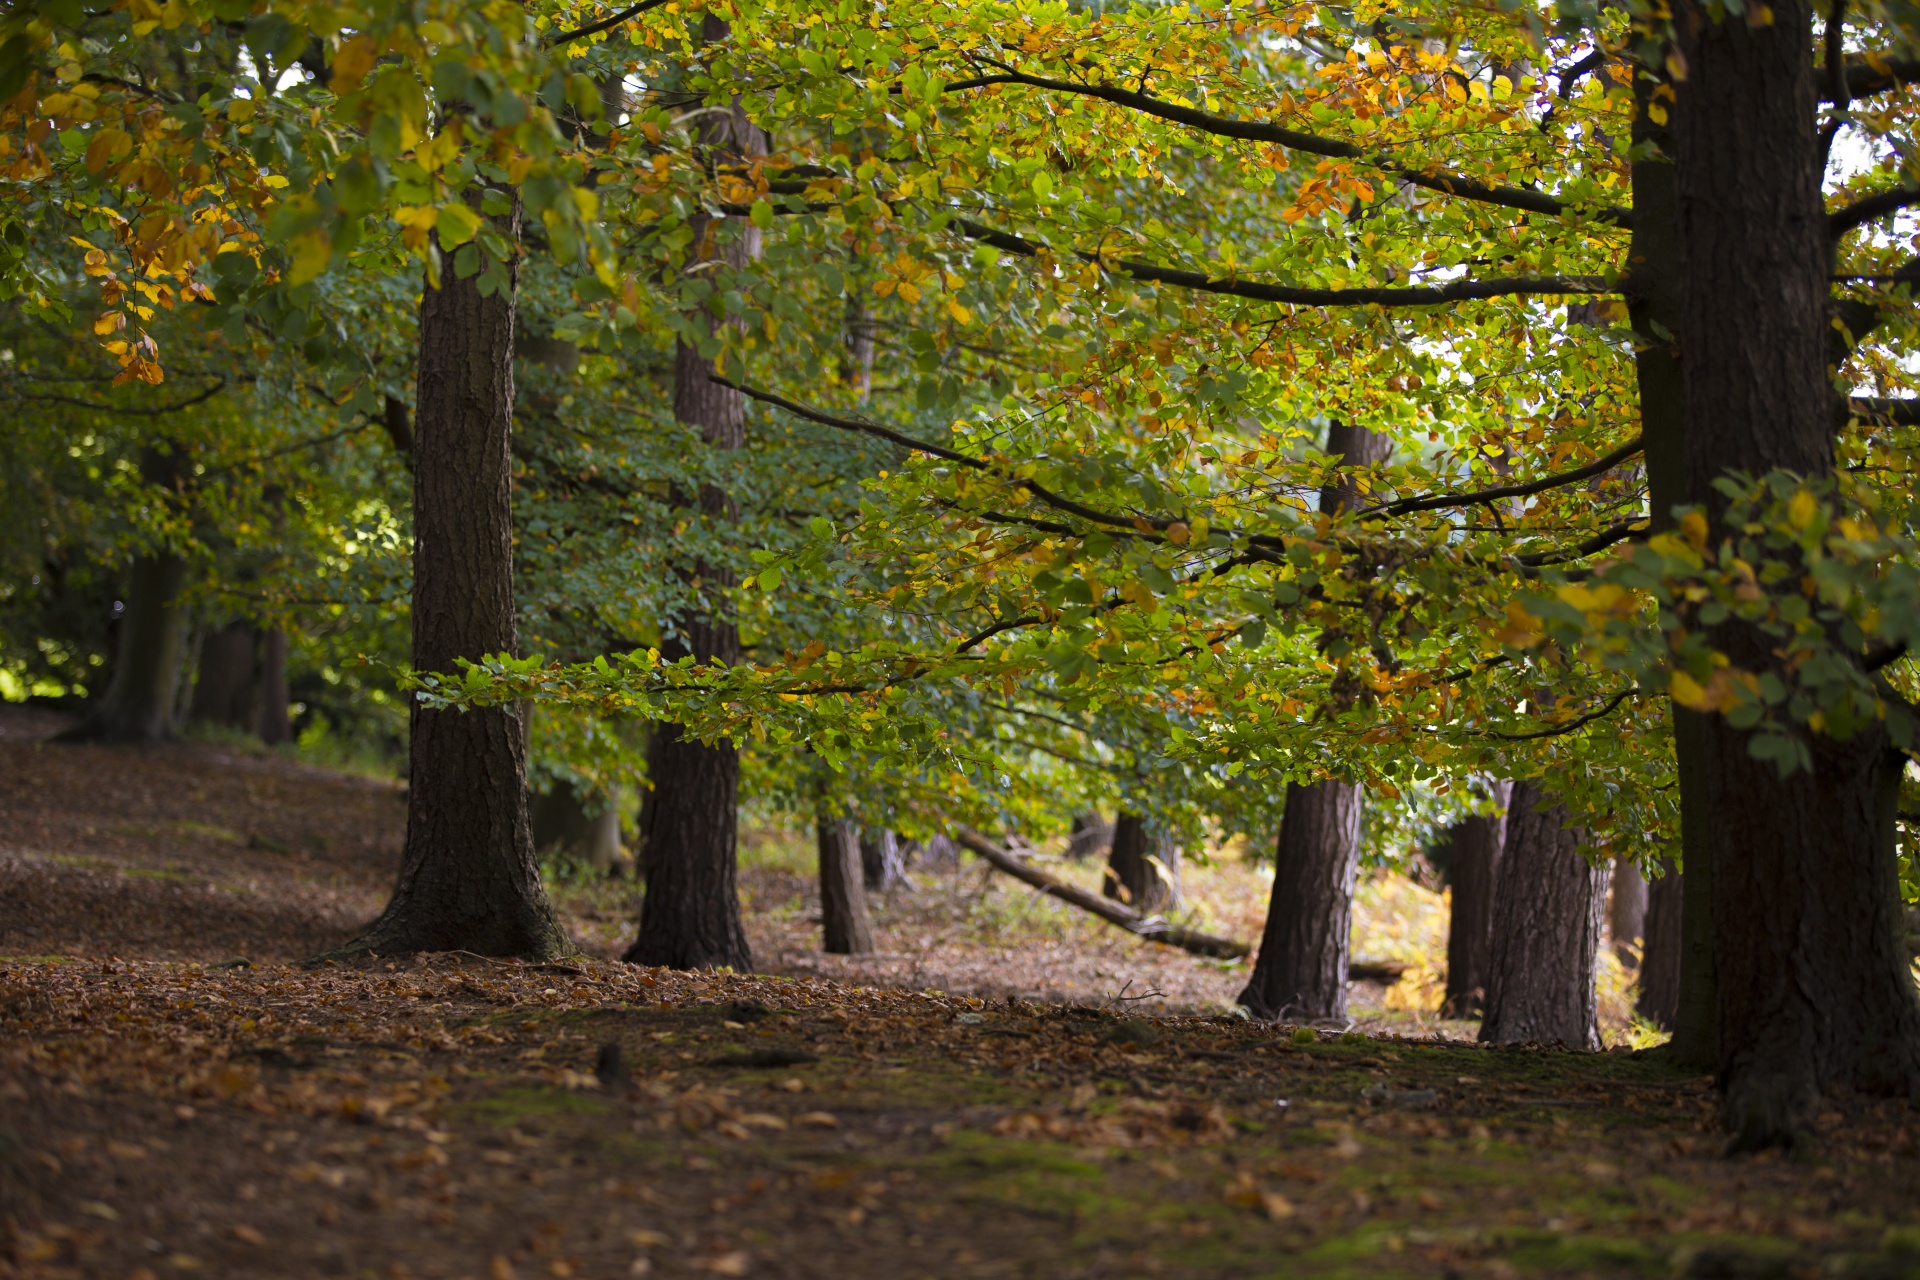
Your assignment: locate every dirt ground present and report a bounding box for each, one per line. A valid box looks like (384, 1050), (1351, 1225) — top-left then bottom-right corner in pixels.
(5, 709), (1920, 1279)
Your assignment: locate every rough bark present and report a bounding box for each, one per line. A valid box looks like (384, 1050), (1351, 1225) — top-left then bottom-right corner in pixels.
(1673, 0), (1920, 1144)
(625, 17), (762, 973)
(1238, 780), (1363, 1021)
(1638, 857), (1684, 1030)
(1610, 856), (1649, 967)
(1480, 781), (1609, 1049)
(348, 202), (565, 961)
(1443, 781), (1511, 1018)
(860, 829), (906, 892)
(1103, 812), (1180, 914)
(819, 816), (876, 955)
(1627, 58), (1720, 1072)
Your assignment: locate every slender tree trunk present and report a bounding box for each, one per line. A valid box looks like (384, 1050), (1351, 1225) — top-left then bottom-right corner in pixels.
(1638, 857), (1684, 1029)
(1674, 0), (1920, 1144)
(532, 780), (624, 875)
(1103, 812), (1180, 914)
(1480, 780), (1609, 1048)
(1238, 780), (1362, 1020)
(1610, 856), (1648, 967)
(1443, 780), (1511, 1018)
(348, 202), (565, 960)
(79, 552), (190, 743)
(819, 816), (875, 954)
(1067, 813), (1113, 860)
(190, 620), (256, 731)
(860, 829), (906, 892)
(1628, 60), (1720, 1072)
(1238, 422), (1387, 1020)
(254, 628), (290, 745)
(627, 26), (762, 971)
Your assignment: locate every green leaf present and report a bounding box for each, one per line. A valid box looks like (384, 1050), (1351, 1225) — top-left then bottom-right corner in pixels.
(436, 203), (483, 248)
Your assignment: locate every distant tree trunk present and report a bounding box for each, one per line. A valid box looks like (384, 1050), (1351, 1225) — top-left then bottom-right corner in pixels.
(1443, 781), (1511, 1018)
(860, 829), (905, 892)
(78, 551), (190, 743)
(1480, 781), (1609, 1048)
(1103, 812), (1179, 914)
(625, 17), (761, 973)
(1610, 855), (1648, 966)
(819, 816), (875, 954)
(190, 621), (257, 730)
(1238, 780), (1363, 1021)
(533, 780), (624, 875)
(348, 198), (565, 960)
(1067, 813), (1113, 860)
(1638, 857), (1684, 1030)
(1673, 0), (1920, 1144)
(1238, 422), (1386, 1022)
(254, 628), (290, 745)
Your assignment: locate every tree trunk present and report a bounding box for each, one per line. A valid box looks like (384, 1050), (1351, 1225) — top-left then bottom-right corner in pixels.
(1067, 813), (1113, 860)
(82, 552), (190, 743)
(625, 17), (762, 973)
(1479, 780), (1609, 1049)
(1610, 856), (1648, 967)
(1238, 780), (1363, 1021)
(254, 628), (290, 745)
(860, 829), (906, 892)
(1673, 0), (1920, 1144)
(1627, 58), (1720, 1072)
(533, 779), (624, 875)
(1443, 781), (1511, 1018)
(819, 816), (875, 954)
(348, 202), (565, 960)
(190, 621), (256, 731)
(1638, 857), (1684, 1030)
(1103, 812), (1180, 914)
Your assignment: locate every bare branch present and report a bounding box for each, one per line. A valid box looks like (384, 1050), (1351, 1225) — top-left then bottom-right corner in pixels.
(543, 0), (671, 47)
(1370, 435), (1644, 518)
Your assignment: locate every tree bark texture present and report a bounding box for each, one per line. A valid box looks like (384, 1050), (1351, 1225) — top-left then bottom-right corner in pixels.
(1480, 781), (1609, 1049)
(352, 207), (565, 960)
(1103, 812), (1180, 914)
(1238, 780), (1362, 1021)
(1674, 0), (1920, 1143)
(1638, 858), (1685, 1030)
(819, 816), (876, 955)
(628, 22), (763, 973)
(1443, 781), (1511, 1018)
(860, 829), (906, 892)
(1610, 856), (1649, 966)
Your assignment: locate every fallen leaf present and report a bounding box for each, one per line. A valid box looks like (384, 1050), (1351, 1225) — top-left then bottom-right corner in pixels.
(230, 1224), (265, 1244)
(795, 1111), (839, 1128)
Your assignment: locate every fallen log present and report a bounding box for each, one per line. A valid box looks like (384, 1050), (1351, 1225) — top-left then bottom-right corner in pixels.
(954, 827), (1251, 960)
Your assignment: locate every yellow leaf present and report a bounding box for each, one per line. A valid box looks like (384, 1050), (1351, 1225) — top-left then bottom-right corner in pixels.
(1680, 509), (1708, 549)
(93, 311), (124, 335)
(84, 126), (132, 175)
(415, 126), (462, 174)
(945, 298), (973, 325)
(261, 175), (290, 189)
(1788, 488), (1818, 530)
(1646, 102), (1668, 125)
(1669, 670), (1710, 709)
(331, 35), (378, 92)
(434, 202), (482, 247)
(285, 228), (332, 285)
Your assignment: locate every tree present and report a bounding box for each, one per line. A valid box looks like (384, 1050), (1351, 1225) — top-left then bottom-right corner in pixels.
(626, 19), (764, 971)
(861, 829), (908, 892)
(347, 208), (567, 960)
(1609, 855), (1647, 967)
(1479, 780), (1609, 1048)
(1103, 812), (1179, 913)
(1442, 781), (1510, 1018)
(819, 815), (877, 955)
(1637, 858), (1683, 1029)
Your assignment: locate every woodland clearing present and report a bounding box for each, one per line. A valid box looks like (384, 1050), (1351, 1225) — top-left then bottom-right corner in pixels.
(5, 714), (1920, 1280)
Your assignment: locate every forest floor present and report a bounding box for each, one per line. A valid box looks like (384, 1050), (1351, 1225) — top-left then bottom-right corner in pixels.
(4, 707), (1920, 1279)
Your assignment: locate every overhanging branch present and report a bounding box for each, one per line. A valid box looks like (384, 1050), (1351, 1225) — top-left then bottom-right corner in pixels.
(1370, 435), (1644, 518)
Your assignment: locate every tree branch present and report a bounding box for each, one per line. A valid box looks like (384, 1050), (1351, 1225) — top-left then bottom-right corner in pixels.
(1829, 186), (1920, 237)
(4, 377), (226, 416)
(953, 218), (1607, 308)
(1488, 687), (1639, 739)
(1370, 435), (1643, 518)
(1817, 55), (1920, 99)
(949, 63), (1632, 227)
(543, 0), (671, 47)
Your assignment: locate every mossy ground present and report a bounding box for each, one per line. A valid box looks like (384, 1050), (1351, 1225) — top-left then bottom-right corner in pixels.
(4, 956), (1918, 1280)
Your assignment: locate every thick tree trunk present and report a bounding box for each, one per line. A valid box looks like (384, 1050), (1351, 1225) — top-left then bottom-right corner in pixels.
(1638, 857), (1684, 1030)
(1238, 780), (1362, 1021)
(860, 829), (906, 892)
(254, 628), (290, 745)
(349, 204), (565, 960)
(625, 20), (762, 972)
(1673, 0), (1920, 1144)
(190, 621), (256, 731)
(1103, 812), (1179, 914)
(819, 816), (876, 955)
(1479, 781), (1609, 1049)
(1628, 61), (1720, 1072)
(1443, 781), (1510, 1018)
(1610, 856), (1648, 967)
